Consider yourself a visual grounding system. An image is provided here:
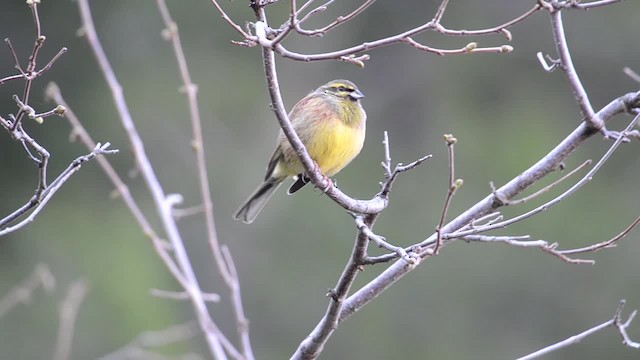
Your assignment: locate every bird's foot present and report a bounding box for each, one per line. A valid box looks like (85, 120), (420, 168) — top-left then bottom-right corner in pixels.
(311, 162), (333, 193)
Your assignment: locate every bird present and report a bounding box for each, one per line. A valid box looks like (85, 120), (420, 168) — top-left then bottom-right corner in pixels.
(233, 79), (367, 224)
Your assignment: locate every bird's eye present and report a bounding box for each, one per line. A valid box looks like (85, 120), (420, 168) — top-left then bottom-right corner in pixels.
(337, 86), (346, 92)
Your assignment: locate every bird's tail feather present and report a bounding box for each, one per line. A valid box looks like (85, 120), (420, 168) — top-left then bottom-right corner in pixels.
(233, 178), (284, 224)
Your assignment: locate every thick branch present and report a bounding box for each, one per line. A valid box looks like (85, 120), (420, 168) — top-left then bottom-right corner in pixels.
(339, 91), (640, 323)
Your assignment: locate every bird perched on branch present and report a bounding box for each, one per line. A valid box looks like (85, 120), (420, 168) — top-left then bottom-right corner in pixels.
(234, 79), (367, 224)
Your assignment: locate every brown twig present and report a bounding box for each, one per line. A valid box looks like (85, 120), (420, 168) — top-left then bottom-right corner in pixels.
(434, 134), (460, 253)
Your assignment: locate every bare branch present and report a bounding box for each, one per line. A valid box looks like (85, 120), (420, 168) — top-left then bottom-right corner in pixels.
(0, 264), (55, 319)
(558, 214), (640, 255)
(44, 83), (192, 291)
(0, 143), (117, 236)
(443, 113), (640, 240)
(434, 134), (461, 253)
(221, 245), (253, 360)
(76, 1), (229, 357)
(340, 91), (640, 327)
(53, 280), (89, 360)
(294, 0), (377, 36)
(433, 3), (542, 40)
(156, 2), (255, 358)
(291, 217), (372, 359)
(507, 159), (592, 205)
(247, 2), (544, 65)
(517, 300), (639, 359)
(624, 67), (640, 83)
(98, 322), (202, 360)
(569, 0), (625, 10)
(12, 2), (45, 128)
(548, 7), (601, 129)
(354, 216), (417, 264)
(405, 38), (513, 56)
(208, 0), (254, 41)
(150, 289), (221, 303)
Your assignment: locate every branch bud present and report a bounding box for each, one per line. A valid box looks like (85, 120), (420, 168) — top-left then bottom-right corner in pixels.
(500, 45), (514, 53)
(443, 134), (457, 145)
(54, 105), (66, 116)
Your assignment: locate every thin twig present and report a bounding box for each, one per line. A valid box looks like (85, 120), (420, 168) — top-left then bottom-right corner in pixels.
(405, 38), (513, 56)
(623, 67), (640, 83)
(0, 264), (55, 319)
(508, 159), (592, 205)
(548, 8), (601, 129)
(155, 2), (254, 358)
(295, 0), (377, 36)
(53, 279), (89, 360)
(378, 132), (432, 198)
(44, 83), (190, 290)
(569, 0), (625, 10)
(150, 289), (221, 303)
(434, 3), (542, 40)
(354, 216), (417, 264)
(443, 113), (640, 240)
(517, 300), (638, 359)
(559, 214), (640, 255)
(97, 322), (202, 360)
(208, 0), (253, 40)
(340, 91), (640, 327)
(434, 134), (460, 253)
(0, 144), (117, 236)
(76, 1), (228, 358)
(12, 2), (45, 129)
(250, 3), (541, 64)
(431, 0), (450, 24)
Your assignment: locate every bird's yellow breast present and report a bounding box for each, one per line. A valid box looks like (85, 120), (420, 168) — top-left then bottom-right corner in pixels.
(306, 115), (365, 176)
(275, 94), (366, 179)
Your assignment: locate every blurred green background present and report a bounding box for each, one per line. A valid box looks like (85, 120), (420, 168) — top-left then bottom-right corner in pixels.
(1, 1), (639, 359)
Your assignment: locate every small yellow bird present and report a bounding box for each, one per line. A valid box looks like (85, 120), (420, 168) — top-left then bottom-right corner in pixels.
(234, 79), (367, 224)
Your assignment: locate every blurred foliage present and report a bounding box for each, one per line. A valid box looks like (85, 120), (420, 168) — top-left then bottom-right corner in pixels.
(1, 1), (639, 359)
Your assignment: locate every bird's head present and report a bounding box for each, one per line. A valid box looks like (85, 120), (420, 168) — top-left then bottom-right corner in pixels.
(320, 80), (364, 102)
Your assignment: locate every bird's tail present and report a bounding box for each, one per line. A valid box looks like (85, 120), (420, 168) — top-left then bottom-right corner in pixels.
(233, 177), (284, 224)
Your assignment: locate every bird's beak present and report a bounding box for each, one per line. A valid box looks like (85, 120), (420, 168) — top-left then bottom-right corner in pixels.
(349, 89), (365, 100)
